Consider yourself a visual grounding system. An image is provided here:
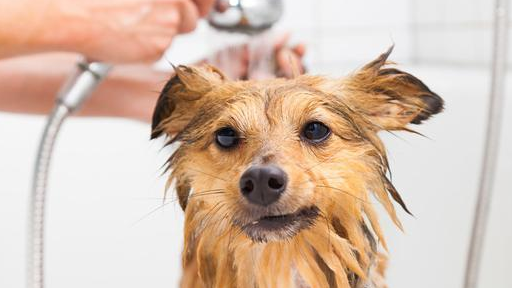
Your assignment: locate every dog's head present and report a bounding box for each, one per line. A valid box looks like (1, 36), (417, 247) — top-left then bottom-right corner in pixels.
(151, 47), (443, 250)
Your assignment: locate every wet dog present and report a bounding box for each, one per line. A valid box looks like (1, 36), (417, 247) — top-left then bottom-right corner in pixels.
(151, 47), (443, 288)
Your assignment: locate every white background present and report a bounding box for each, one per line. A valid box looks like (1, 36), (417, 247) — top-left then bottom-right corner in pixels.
(1, 0), (511, 288)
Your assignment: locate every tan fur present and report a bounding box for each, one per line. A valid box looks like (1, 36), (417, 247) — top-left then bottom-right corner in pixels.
(151, 47), (443, 288)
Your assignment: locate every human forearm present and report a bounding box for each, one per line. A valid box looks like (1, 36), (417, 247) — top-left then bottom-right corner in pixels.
(0, 0), (206, 63)
(0, 53), (167, 121)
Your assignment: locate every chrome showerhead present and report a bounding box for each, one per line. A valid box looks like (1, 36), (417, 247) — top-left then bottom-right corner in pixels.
(208, 0), (284, 34)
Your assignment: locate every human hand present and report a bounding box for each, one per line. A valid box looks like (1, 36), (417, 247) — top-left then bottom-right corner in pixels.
(2, 0), (215, 63)
(273, 34), (306, 79)
(206, 33), (306, 80)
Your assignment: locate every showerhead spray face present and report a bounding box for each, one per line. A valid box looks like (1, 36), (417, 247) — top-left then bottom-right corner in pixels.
(205, 0), (285, 80)
(208, 0), (283, 34)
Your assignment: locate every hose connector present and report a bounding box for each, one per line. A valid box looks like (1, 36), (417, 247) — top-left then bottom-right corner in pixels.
(57, 59), (111, 111)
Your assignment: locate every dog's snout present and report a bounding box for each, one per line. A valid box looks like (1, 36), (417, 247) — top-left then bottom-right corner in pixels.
(239, 165), (287, 206)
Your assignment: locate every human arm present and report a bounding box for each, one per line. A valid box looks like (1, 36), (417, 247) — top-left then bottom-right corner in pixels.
(0, 0), (213, 62)
(0, 53), (166, 121)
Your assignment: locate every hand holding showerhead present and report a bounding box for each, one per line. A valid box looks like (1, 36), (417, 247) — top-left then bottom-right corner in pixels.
(205, 0), (306, 80)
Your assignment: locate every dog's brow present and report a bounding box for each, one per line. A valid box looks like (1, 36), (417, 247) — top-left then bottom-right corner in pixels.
(178, 100), (234, 145)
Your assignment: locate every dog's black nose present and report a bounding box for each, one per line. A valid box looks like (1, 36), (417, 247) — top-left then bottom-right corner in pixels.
(239, 165), (287, 206)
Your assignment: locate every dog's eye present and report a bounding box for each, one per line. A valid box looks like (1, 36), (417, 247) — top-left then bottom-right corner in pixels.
(215, 127), (240, 149)
(302, 121), (331, 143)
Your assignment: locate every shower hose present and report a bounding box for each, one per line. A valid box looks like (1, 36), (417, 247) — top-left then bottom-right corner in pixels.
(27, 59), (110, 288)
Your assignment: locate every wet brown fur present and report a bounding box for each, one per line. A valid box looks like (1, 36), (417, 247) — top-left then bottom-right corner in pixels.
(151, 47), (443, 288)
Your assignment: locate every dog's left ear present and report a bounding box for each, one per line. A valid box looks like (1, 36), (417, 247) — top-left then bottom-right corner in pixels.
(151, 65), (225, 139)
(340, 46), (444, 131)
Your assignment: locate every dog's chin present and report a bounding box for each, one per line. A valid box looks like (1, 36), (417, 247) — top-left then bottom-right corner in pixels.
(239, 206), (319, 243)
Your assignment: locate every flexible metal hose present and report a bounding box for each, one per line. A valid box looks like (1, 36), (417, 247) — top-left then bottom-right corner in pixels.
(28, 104), (70, 288)
(27, 59), (110, 288)
(463, 0), (509, 287)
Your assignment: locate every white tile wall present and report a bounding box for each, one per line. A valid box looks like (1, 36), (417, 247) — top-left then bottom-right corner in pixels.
(415, 26), (493, 66)
(316, 0), (410, 28)
(279, 0), (414, 66)
(411, 0), (503, 67)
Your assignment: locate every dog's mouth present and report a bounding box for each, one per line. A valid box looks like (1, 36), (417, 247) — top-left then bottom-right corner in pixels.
(240, 206), (319, 242)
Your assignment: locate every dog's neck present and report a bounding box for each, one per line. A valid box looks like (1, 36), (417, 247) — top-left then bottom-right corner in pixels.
(180, 204), (387, 288)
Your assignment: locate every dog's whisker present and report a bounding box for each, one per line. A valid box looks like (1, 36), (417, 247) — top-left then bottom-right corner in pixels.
(204, 202), (233, 241)
(290, 176), (346, 187)
(188, 189), (226, 199)
(192, 188), (225, 194)
(197, 204), (221, 234)
(302, 149), (345, 173)
(131, 190), (221, 201)
(201, 201), (226, 230)
(186, 167), (229, 182)
(315, 185), (372, 204)
(155, 189), (226, 206)
(318, 210), (333, 248)
(227, 204), (244, 249)
(130, 201), (173, 227)
(129, 190), (225, 224)
(211, 203), (234, 238)
(188, 191), (226, 200)
(129, 197), (168, 201)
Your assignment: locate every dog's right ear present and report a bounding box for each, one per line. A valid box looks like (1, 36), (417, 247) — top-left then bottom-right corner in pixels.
(151, 65), (225, 139)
